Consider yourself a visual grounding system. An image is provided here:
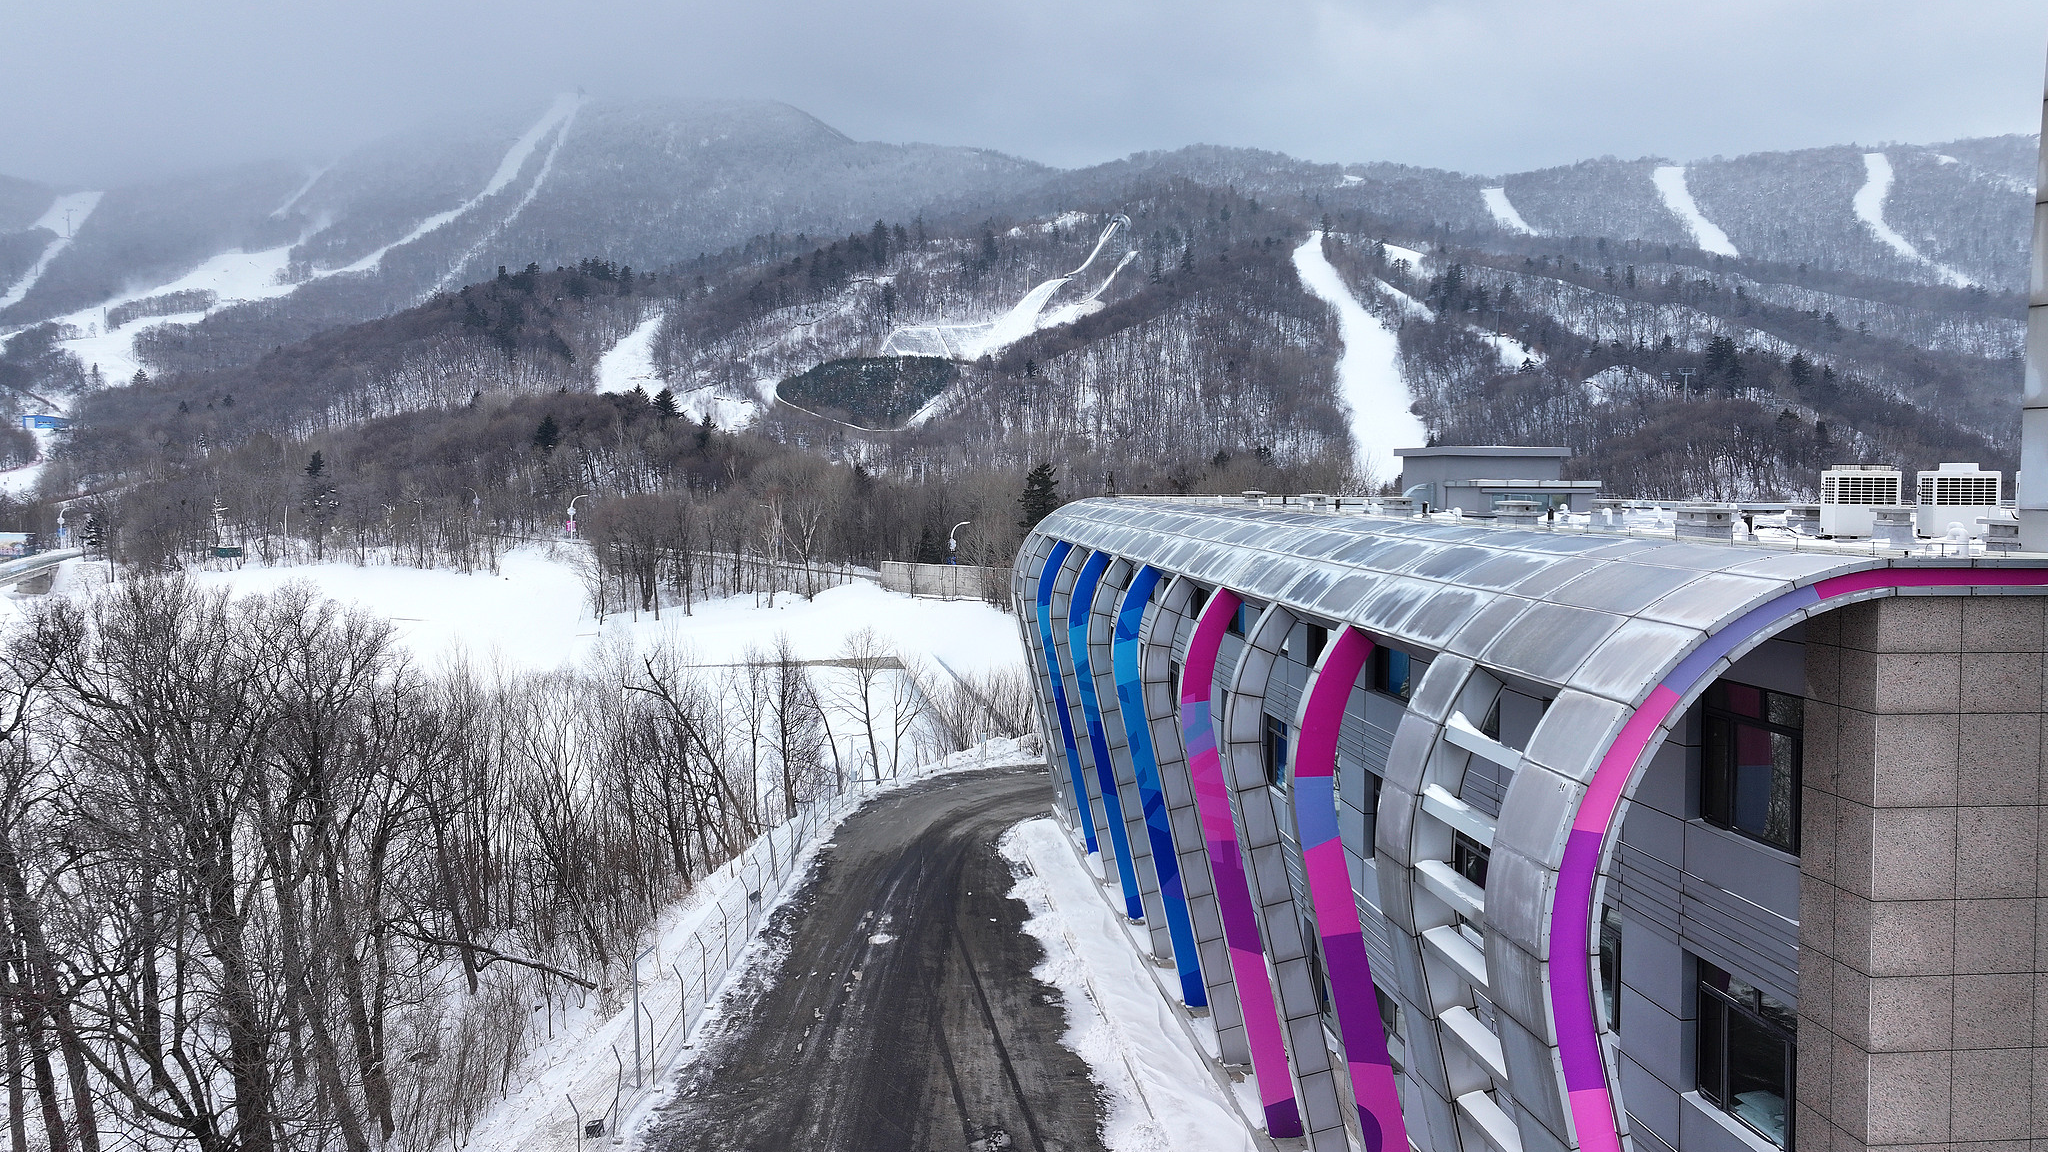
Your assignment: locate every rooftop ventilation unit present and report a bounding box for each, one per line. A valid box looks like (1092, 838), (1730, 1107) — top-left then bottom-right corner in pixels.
(1914, 462), (2002, 537)
(1819, 464), (1902, 537)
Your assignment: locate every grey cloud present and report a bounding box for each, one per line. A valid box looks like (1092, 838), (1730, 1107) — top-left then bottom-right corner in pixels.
(0, 0), (2040, 186)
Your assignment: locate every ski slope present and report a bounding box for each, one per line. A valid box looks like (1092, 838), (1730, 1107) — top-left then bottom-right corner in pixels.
(1652, 166), (1739, 257)
(880, 214), (1130, 361)
(1854, 152), (1975, 288)
(1291, 231), (1425, 481)
(1482, 187), (1538, 235)
(0, 191), (103, 311)
(594, 311), (665, 394)
(338, 94), (580, 276)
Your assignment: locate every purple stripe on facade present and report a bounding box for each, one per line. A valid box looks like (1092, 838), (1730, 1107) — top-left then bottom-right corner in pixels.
(1549, 566), (2048, 1152)
(1292, 626), (1408, 1151)
(1181, 588), (1302, 1138)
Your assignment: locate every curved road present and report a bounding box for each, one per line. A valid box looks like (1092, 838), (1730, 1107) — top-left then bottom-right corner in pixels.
(647, 766), (1110, 1152)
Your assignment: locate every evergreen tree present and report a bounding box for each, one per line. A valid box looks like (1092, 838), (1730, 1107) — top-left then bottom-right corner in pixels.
(1017, 463), (1061, 532)
(869, 220), (890, 268)
(654, 388), (679, 421)
(534, 414), (561, 453)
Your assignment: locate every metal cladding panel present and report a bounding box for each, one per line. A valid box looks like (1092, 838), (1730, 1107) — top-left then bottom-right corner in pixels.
(1521, 690), (1632, 785)
(1718, 549), (1876, 583)
(1405, 652), (1473, 723)
(1548, 563), (1703, 615)
(1491, 763), (1587, 872)
(1480, 602), (1627, 684)
(1445, 596), (1533, 660)
(1486, 934), (1556, 1042)
(1632, 572), (1792, 630)
(1568, 618), (1698, 706)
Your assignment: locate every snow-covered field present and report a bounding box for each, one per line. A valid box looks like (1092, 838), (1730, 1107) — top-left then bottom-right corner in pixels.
(179, 544), (1022, 677)
(594, 311), (666, 395)
(1652, 166), (1739, 257)
(1292, 231), (1426, 482)
(1003, 818), (1261, 1152)
(1854, 152), (1976, 288)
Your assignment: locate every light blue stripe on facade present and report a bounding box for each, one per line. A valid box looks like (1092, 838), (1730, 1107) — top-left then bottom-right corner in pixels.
(1036, 539), (1096, 852)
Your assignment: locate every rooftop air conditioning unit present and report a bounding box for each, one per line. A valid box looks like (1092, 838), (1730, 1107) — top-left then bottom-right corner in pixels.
(1819, 464), (1902, 537)
(1915, 462), (2002, 538)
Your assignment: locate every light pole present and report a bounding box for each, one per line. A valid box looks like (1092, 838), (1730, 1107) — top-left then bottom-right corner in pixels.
(566, 493), (591, 536)
(947, 521), (970, 566)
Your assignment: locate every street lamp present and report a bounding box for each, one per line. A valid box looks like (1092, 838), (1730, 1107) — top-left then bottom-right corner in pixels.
(947, 521), (970, 566)
(566, 493), (591, 536)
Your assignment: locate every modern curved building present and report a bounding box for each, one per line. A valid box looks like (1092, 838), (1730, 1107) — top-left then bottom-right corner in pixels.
(1017, 497), (2048, 1152)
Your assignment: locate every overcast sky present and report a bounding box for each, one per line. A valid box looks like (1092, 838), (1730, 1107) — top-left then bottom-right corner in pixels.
(3, 0), (2043, 186)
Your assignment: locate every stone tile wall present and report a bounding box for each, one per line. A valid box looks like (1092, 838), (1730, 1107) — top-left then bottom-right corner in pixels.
(1797, 594), (2047, 1151)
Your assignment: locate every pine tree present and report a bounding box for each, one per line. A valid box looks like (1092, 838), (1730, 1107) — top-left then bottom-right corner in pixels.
(869, 220), (890, 268)
(304, 451), (324, 479)
(1018, 463), (1061, 531)
(654, 388), (679, 421)
(534, 414), (561, 453)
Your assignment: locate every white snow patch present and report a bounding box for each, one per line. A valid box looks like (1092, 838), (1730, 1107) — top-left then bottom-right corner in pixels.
(1292, 231), (1425, 480)
(188, 546), (1024, 677)
(1480, 331), (1542, 369)
(0, 191), (103, 311)
(1652, 166), (1739, 257)
(1339, 173), (1364, 186)
(1003, 818), (1261, 1152)
(31, 244), (299, 383)
(1936, 153), (1960, 165)
(1853, 152), (1976, 288)
(1482, 187), (1538, 235)
(867, 933), (896, 945)
(594, 312), (665, 395)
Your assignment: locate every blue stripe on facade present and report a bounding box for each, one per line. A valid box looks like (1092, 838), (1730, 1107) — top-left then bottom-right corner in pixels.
(1036, 540), (1096, 852)
(1070, 549), (1145, 918)
(1113, 564), (1206, 1006)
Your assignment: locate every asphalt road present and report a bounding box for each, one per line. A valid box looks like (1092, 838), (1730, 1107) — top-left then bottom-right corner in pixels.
(646, 765), (1111, 1152)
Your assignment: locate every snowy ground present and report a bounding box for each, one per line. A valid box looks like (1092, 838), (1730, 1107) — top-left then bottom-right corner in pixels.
(1481, 187), (1538, 236)
(1292, 231), (1426, 483)
(1003, 818), (1264, 1152)
(181, 544), (1023, 677)
(1652, 166), (1739, 257)
(595, 312), (666, 395)
(1854, 152), (1975, 288)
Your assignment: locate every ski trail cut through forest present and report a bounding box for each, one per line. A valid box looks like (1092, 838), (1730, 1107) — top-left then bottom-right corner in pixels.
(337, 93), (582, 276)
(0, 190), (103, 312)
(1652, 166), (1739, 257)
(1854, 152), (1976, 288)
(1291, 231), (1425, 483)
(433, 100), (582, 293)
(595, 312), (667, 395)
(1482, 187), (1538, 235)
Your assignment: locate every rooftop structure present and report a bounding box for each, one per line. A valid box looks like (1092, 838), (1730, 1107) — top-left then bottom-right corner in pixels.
(1017, 495), (2048, 1152)
(1394, 446), (1598, 515)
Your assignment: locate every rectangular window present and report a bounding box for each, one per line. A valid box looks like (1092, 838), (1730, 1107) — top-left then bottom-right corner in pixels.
(1452, 832), (1490, 888)
(1304, 921), (1332, 1017)
(1375, 986), (1406, 1073)
(1264, 715), (1290, 787)
(1696, 958), (1795, 1148)
(1374, 647), (1412, 702)
(1599, 906), (1622, 1032)
(1303, 624), (1329, 668)
(1701, 680), (1803, 853)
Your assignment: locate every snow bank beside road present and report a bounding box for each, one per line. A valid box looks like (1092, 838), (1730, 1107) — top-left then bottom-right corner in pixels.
(1004, 818), (1262, 1152)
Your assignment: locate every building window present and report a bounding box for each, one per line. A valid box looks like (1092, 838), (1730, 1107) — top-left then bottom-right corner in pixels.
(1303, 624), (1328, 667)
(1599, 906), (1621, 1032)
(1696, 958), (1795, 1148)
(1304, 921), (1332, 1017)
(1374, 647), (1412, 702)
(1375, 985), (1406, 1073)
(1701, 681), (1803, 853)
(1264, 715), (1289, 787)
(1452, 832), (1490, 888)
